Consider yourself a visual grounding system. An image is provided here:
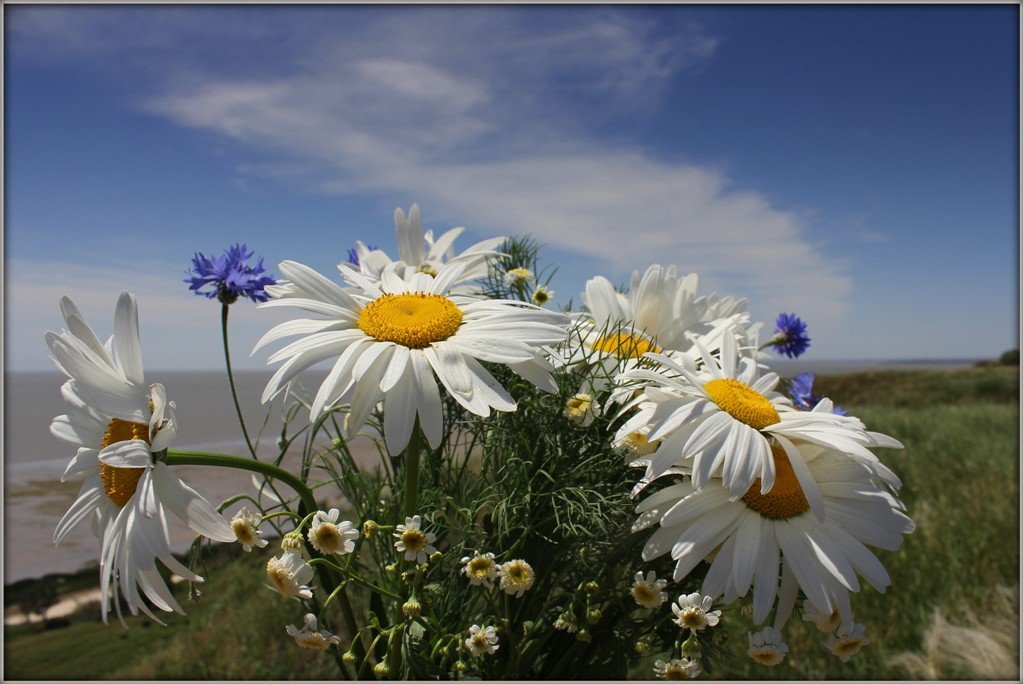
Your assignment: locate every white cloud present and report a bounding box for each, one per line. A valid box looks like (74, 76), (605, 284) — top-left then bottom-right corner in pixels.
(8, 7), (854, 365)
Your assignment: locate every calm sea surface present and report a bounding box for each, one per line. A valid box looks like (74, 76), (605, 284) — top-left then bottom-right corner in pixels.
(3, 360), (981, 583)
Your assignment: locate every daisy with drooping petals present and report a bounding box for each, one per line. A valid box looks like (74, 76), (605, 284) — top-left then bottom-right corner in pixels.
(826, 622), (871, 661)
(747, 626), (789, 666)
(308, 509), (359, 556)
(47, 293), (235, 624)
(286, 613), (341, 651)
(672, 592), (721, 631)
(617, 332), (905, 511)
(630, 571), (668, 609)
(266, 550), (315, 599)
(633, 443), (914, 631)
(349, 204), (505, 283)
(255, 259), (570, 455)
(394, 515), (437, 564)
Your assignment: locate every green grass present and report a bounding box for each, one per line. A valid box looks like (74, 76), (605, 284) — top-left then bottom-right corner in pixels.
(5, 367), (1019, 679)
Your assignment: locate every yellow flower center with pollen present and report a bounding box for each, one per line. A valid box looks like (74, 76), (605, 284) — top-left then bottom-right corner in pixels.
(99, 418), (150, 508)
(704, 378), (780, 429)
(312, 525), (342, 550)
(834, 637), (865, 656)
(468, 557), (493, 577)
(590, 331), (661, 359)
(741, 448), (810, 520)
(357, 293), (463, 349)
(631, 583), (658, 604)
(401, 529), (427, 553)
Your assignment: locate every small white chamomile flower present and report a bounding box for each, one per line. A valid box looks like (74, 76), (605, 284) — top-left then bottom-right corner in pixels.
(826, 623), (871, 662)
(652, 657), (701, 679)
(503, 267), (535, 288)
(266, 551), (314, 599)
(564, 393), (601, 426)
(465, 624), (499, 657)
(802, 599), (843, 633)
(499, 559), (535, 597)
(231, 507), (268, 552)
(672, 592), (721, 632)
(747, 626), (789, 666)
(394, 515), (437, 564)
(460, 552), (499, 586)
(308, 509), (359, 556)
(631, 571), (668, 609)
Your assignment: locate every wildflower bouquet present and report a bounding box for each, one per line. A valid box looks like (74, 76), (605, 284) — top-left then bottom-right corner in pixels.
(46, 204), (913, 679)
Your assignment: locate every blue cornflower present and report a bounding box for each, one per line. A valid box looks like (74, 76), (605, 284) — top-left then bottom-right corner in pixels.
(788, 371), (847, 416)
(771, 312), (810, 358)
(185, 244), (276, 304)
(346, 244), (377, 267)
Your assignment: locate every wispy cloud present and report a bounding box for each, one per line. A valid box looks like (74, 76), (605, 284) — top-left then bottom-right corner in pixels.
(9, 6), (853, 367)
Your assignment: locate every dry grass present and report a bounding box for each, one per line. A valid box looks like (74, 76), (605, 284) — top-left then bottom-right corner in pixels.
(889, 585), (1019, 680)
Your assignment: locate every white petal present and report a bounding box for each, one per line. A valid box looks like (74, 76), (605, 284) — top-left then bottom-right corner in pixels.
(98, 440), (152, 468)
(150, 464), (235, 542)
(113, 292), (145, 385)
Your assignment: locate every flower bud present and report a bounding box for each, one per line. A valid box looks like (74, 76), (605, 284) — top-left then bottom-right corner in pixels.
(384, 563), (397, 574)
(281, 531), (304, 553)
(362, 520), (379, 539)
(429, 551), (443, 564)
(576, 628), (593, 643)
(402, 597), (422, 620)
(342, 651), (358, 665)
(583, 581), (599, 595)
(635, 640), (652, 656)
(373, 662), (390, 678)
(454, 661), (468, 673)
(586, 608), (602, 625)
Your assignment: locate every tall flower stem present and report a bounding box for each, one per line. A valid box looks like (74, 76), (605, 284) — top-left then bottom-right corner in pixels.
(221, 304), (258, 460)
(165, 449), (362, 674)
(402, 423), (423, 521)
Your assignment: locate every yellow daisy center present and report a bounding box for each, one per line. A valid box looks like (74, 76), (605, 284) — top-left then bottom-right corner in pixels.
(749, 648), (785, 667)
(663, 663), (691, 680)
(590, 331), (661, 359)
(357, 293), (463, 349)
(704, 378), (779, 429)
(835, 637), (865, 656)
(679, 607), (707, 630)
(741, 448), (810, 520)
(471, 633), (489, 649)
(401, 528), (427, 553)
(312, 525), (342, 550)
(232, 520), (258, 545)
(99, 418), (150, 508)
(631, 583), (658, 604)
(468, 557), (494, 577)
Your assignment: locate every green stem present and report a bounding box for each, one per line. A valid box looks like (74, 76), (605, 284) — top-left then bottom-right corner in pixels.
(165, 449), (362, 663)
(221, 304), (258, 460)
(402, 424), (423, 521)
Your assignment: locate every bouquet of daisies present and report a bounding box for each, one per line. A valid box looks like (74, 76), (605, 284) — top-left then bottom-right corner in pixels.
(45, 204), (913, 679)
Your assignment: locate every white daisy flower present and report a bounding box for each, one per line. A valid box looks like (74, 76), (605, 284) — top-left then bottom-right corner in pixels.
(47, 293), (235, 624)
(802, 599), (843, 633)
(255, 259), (570, 456)
(531, 285), (554, 306)
(286, 613), (341, 651)
(394, 515), (437, 564)
(564, 392), (601, 426)
(348, 204), (505, 284)
(634, 443), (914, 629)
(652, 657), (702, 680)
(499, 559), (535, 597)
(460, 552), (499, 586)
(266, 550), (315, 599)
(826, 622), (871, 661)
(672, 592), (722, 631)
(617, 332), (905, 514)
(503, 266), (535, 288)
(232, 507), (269, 552)
(567, 265), (756, 385)
(747, 626), (789, 666)
(308, 509), (359, 556)
(630, 571), (668, 609)
(465, 624), (499, 657)
(554, 612), (578, 633)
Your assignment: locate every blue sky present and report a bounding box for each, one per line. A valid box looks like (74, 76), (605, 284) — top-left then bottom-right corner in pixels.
(5, 4), (1018, 371)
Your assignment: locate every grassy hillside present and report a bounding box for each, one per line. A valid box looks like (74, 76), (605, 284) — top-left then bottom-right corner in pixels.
(5, 367), (1019, 680)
